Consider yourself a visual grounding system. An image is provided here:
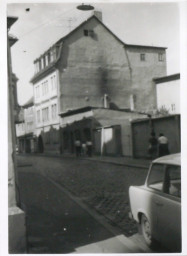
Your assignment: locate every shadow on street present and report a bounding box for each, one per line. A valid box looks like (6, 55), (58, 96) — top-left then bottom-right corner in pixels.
(18, 171), (121, 253)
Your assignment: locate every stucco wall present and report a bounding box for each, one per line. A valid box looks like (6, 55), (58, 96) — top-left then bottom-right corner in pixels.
(58, 17), (131, 112)
(58, 17), (167, 113)
(126, 46), (167, 112)
(93, 109), (147, 156)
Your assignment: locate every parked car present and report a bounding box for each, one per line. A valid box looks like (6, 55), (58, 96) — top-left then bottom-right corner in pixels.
(129, 153), (181, 252)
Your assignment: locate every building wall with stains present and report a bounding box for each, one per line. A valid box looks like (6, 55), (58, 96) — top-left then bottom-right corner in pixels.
(58, 16), (167, 113)
(58, 17), (132, 112)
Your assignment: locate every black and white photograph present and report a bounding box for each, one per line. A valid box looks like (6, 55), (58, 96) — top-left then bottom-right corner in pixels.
(1, 0), (187, 254)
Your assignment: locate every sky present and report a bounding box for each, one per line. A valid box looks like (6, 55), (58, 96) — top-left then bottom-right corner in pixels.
(7, 1), (180, 105)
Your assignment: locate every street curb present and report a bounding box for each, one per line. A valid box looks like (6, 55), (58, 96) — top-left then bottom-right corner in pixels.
(18, 153), (150, 169)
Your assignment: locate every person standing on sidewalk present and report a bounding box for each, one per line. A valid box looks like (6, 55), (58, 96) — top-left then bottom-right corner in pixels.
(81, 141), (87, 156)
(75, 139), (81, 157)
(86, 140), (93, 157)
(148, 132), (158, 159)
(158, 133), (169, 157)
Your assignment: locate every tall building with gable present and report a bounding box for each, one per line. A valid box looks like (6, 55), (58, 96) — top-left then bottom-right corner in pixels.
(30, 11), (167, 155)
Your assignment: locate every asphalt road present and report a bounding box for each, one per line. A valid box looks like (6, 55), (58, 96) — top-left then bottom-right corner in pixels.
(16, 154), (167, 253)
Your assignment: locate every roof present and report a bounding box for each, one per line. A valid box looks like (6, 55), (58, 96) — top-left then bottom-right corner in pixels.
(21, 97), (34, 108)
(55, 15), (167, 50)
(153, 73), (180, 84)
(153, 153), (181, 166)
(30, 14), (167, 84)
(7, 16), (18, 29)
(60, 106), (98, 117)
(131, 114), (180, 123)
(8, 34), (18, 47)
(30, 43), (63, 83)
(32, 14), (167, 65)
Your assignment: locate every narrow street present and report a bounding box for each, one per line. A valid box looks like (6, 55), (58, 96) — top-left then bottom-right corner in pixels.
(16, 154), (166, 253)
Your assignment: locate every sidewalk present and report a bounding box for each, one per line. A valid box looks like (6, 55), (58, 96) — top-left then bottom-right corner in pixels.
(82, 155), (151, 169)
(20, 152), (151, 169)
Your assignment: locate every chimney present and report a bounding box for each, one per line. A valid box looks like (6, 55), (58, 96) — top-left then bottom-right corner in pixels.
(93, 10), (102, 21)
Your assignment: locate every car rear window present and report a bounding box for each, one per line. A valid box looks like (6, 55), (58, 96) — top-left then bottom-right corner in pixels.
(147, 164), (165, 191)
(164, 165), (181, 198)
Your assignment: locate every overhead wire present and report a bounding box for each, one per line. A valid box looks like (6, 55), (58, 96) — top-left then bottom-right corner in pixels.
(19, 6), (77, 39)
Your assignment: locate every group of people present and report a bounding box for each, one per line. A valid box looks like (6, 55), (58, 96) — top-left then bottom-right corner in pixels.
(148, 132), (170, 159)
(74, 140), (93, 157)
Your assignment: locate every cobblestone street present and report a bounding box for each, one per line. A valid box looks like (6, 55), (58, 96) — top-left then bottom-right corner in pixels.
(17, 154), (149, 237)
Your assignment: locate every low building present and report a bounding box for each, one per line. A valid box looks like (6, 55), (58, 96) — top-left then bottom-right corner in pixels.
(153, 73), (180, 114)
(131, 114), (180, 158)
(16, 97), (36, 153)
(59, 107), (147, 157)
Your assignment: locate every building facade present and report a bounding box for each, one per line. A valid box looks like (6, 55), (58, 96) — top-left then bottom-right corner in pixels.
(32, 69), (61, 153)
(16, 97), (36, 153)
(30, 12), (167, 154)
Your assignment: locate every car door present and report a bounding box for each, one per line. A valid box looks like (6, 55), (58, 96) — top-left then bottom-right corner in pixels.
(156, 164), (181, 252)
(146, 163), (166, 240)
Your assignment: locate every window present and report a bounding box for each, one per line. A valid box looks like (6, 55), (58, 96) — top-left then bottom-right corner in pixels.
(51, 75), (56, 90)
(45, 54), (48, 66)
(42, 107), (49, 122)
(37, 110), (40, 123)
(158, 53), (164, 62)
(164, 165), (181, 198)
(45, 81), (48, 94)
(83, 29), (94, 37)
(171, 104), (175, 111)
(42, 81), (49, 95)
(51, 104), (57, 119)
(147, 164), (165, 191)
(50, 49), (54, 62)
(38, 60), (42, 71)
(27, 122), (33, 131)
(42, 82), (44, 95)
(84, 30), (89, 36)
(53, 75), (56, 89)
(35, 85), (40, 98)
(140, 53), (145, 61)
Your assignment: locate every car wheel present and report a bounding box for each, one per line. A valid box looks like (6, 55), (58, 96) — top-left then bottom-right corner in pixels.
(141, 214), (154, 247)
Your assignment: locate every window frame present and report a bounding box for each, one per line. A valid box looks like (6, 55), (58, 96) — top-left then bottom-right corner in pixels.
(147, 163), (165, 192)
(158, 53), (164, 62)
(140, 53), (146, 61)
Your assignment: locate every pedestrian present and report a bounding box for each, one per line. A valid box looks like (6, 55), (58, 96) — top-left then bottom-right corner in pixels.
(81, 141), (87, 156)
(86, 140), (93, 157)
(148, 132), (158, 159)
(158, 133), (169, 157)
(75, 139), (81, 157)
